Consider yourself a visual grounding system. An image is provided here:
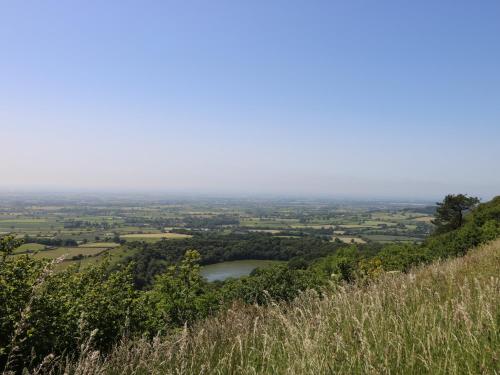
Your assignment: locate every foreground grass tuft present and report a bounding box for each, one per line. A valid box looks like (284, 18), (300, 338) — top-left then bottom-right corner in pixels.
(60, 240), (500, 374)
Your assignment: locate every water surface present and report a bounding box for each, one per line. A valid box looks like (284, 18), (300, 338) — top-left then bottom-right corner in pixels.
(201, 259), (282, 282)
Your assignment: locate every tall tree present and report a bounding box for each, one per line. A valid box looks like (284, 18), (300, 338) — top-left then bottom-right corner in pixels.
(432, 194), (480, 234)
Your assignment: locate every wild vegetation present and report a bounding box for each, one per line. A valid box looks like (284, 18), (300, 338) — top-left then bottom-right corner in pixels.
(126, 233), (352, 288)
(0, 194), (498, 373)
(56, 237), (500, 374)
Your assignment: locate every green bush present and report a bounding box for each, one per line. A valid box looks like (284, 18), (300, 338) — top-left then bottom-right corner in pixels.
(222, 264), (321, 305)
(375, 243), (429, 272)
(0, 254), (137, 371)
(139, 250), (219, 334)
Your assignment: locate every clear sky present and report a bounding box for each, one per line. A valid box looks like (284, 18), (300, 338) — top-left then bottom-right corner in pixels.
(1, 1), (499, 199)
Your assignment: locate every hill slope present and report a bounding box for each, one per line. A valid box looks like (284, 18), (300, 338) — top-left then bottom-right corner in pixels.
(67, 239), (500, 374)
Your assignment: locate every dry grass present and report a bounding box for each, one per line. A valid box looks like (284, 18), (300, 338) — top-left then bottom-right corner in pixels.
(413, 216), (435, 223)
(55, 239), (500, 374)
(331, 236), (366, 244)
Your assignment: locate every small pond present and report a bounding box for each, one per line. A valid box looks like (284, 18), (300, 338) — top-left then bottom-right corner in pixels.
(200, 259), (283, 282)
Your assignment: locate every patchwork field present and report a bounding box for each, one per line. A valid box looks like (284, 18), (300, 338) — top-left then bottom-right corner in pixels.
(1, 196), (435, 269)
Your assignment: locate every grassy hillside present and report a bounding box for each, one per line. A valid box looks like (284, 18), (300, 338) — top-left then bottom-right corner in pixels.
(64, 239), (500, 374)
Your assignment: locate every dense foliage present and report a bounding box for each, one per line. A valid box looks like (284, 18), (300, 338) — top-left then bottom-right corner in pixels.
(126, 233), (351, 288)
(0, 256), (136, 372)
(311, 196), (500, 280)
(0, 196), (499, 373)
(432, 194), (479, 234)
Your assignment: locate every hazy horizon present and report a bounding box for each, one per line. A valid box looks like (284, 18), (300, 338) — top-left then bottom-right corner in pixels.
(0, 187), (492, 204)
(2, 1), (499, 199)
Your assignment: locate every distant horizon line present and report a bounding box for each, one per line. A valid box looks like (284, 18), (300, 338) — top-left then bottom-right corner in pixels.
(0, 186), (492, 204)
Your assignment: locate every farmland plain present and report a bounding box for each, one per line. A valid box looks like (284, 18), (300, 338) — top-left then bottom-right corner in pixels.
(0, 194), (435, 268)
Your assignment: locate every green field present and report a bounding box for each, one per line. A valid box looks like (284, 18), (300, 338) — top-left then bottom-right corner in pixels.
(121, 233), (192, 241)
(13, 243), (46, 253)
(290, 224), (336, 229)
(79, 242), (120, 248)
(22, 247), (108, 260)
(363, 234), (424, 243)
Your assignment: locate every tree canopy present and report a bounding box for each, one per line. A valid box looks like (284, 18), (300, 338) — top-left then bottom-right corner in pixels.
(432, 194), (479, 234)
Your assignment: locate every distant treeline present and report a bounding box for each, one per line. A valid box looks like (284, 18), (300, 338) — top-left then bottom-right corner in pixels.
(63, 220), (113, 229)
(125, 214), (240, 229)
(23, 236), (78, 247)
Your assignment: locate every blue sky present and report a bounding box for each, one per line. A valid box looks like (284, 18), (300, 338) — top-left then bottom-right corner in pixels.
(1, 1), (499, 199)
